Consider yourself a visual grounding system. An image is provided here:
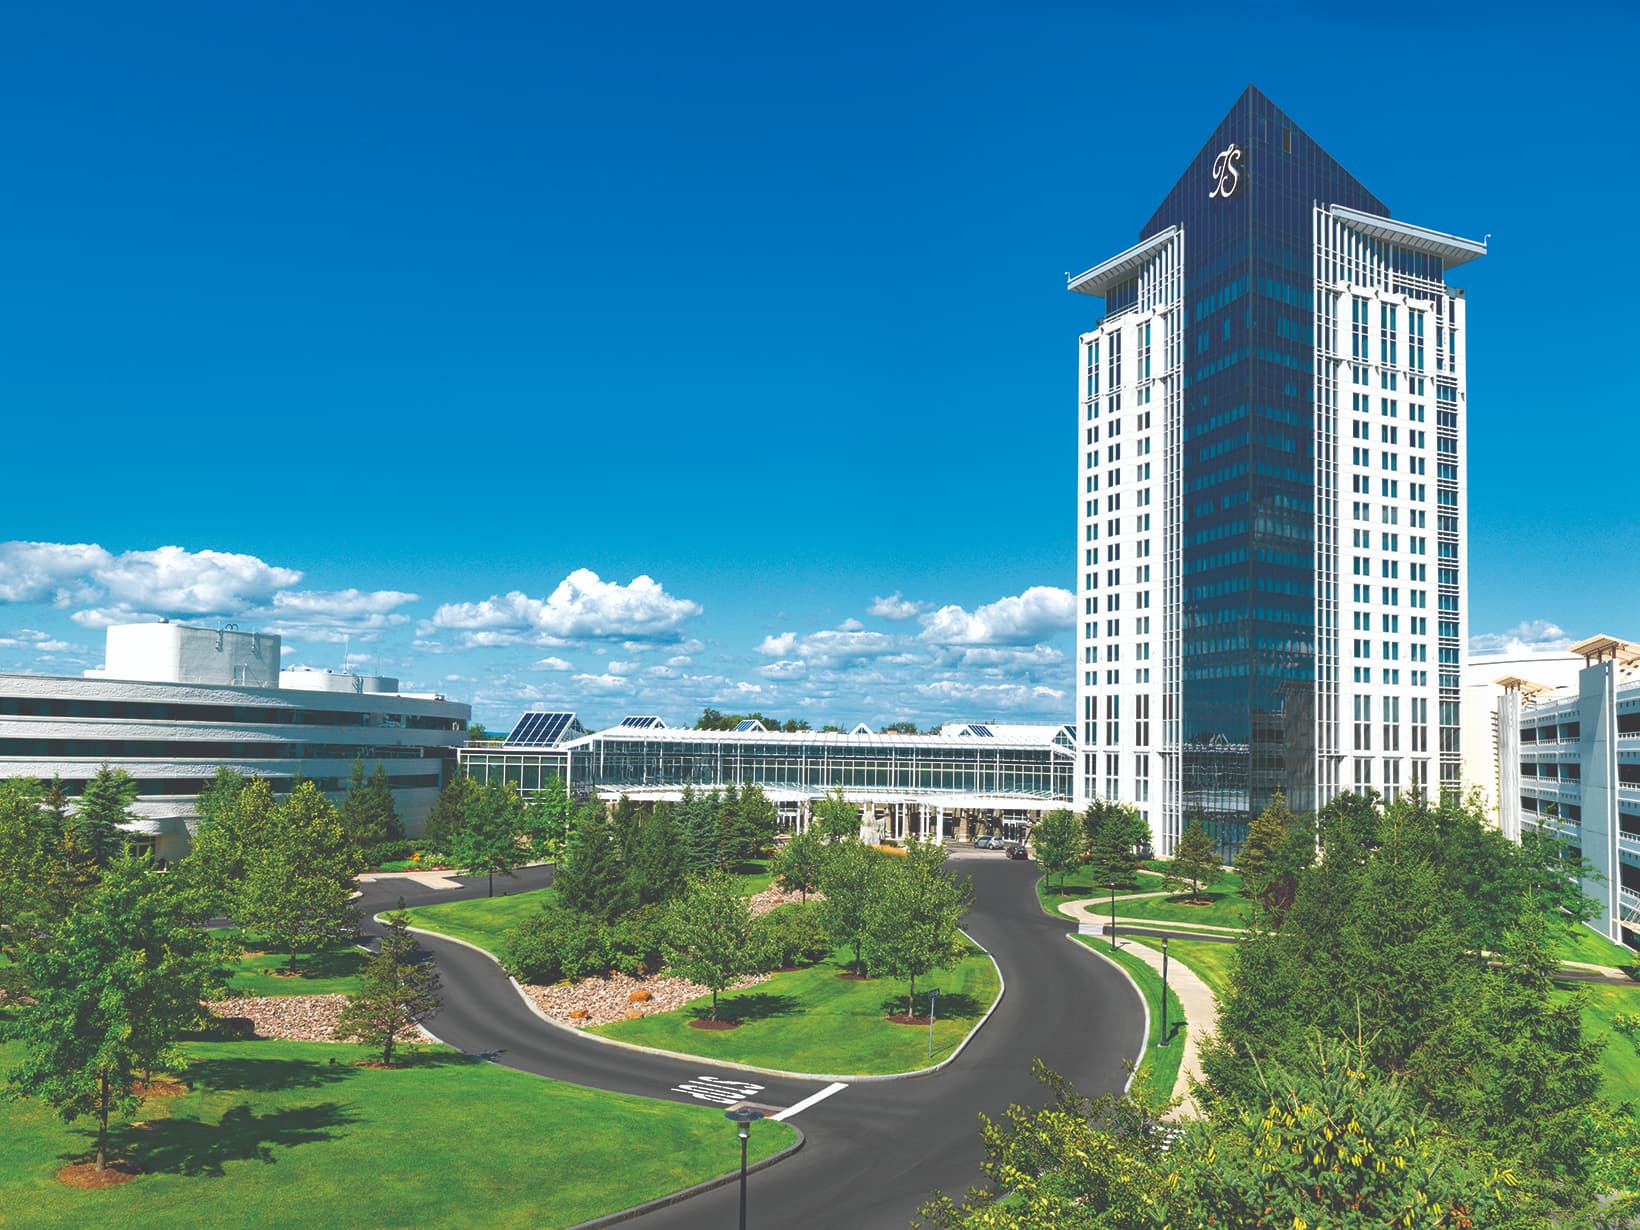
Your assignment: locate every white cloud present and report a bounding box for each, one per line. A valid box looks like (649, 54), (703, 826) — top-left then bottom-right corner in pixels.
(755, 623), (898, 668)
(918, 586), (1074, 646)
(532, 656), (573, 672)
(573, 672), (633, 694)
(1470, 619), (1574, 657)
(0, 542), (111, 605)
(869, 591), (926, 620)
(95, 546), (302, 613)
(607, 661), (637, 676)
(430, 569), (701, 642)
(758, 659), (807, 680)
(915, 679), (1067, 707)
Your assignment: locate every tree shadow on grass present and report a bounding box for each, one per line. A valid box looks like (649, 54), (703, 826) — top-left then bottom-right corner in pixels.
(876, 991), (986, 1020)
(92, 1101), (358, 1178)
(689, 993), (801, 1024)
(190, 1049), (473, 1094)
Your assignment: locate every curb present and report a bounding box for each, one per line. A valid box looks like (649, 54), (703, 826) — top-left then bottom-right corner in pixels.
(1063, 932), (1148, 1097)
(563, 1124), (805, 1230)
(398, 919), (1006, 1085)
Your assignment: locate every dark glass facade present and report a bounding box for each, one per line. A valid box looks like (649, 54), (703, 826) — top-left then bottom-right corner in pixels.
(1112, 87), (1388, 854)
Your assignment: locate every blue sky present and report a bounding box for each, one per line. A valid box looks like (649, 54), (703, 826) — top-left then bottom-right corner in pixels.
(0, 3), (1634, 730)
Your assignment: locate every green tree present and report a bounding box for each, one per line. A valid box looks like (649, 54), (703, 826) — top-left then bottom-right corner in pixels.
(466, 722), (489, 742)
(554, 802), (632, 923)
(610, 794), (641, 864)
(679, 787), (721, 874)
(880, 720), (918, 734)
(177, 775), (277, 916)
(422, 774), (476, 852)
(774, 829), (824, 902)
(1031, 809), (1082, 893)
(813, 785), (859, 843)
(625, 802), (687, 907)
(662, 873), (757, 1021)
(4, 853), (218, 1172)
(334, 903), (442, 1066)
(71, 765), (139, 866)
(239, 782), (361, 971)
(338, 757), (401, 850)
(1083, 799), (1144, 888)
(862, 840), (975, 1018)
(194, 765), (249, 830)
(1167, 817), (1219, 902)
(818, 839), (882, 974)
(735, 784), (778, 864)
(452, 781), (525, 897)
(522, 773), (572, 861)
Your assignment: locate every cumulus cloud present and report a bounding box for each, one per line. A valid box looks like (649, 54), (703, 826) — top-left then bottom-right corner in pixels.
(756, 623), (898, 668)
(869, 591), (927, 620)
(94, 546), (302, 613)
(0, 542), (111, 605)
(573, 672), (633, 694)
(758, 659), (808, 680)
(1470, 619), (1575, 658)
(918, 586), (1075, 646)
(532, 656), (574, 672)
(430, 569), (701, 643)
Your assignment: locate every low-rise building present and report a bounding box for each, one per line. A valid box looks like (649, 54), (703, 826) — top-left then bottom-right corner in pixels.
(0, 622), (470, 861)
(459, 712), (1077, 843)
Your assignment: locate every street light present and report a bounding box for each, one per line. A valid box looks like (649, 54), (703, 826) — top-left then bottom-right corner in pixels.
(1108, 880), (1118, 951)
(724, 1107), (764, 1230)
(1158, 935), (1169, 1046)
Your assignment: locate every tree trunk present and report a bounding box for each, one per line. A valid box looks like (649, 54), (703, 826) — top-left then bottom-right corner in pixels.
(289, 946), (299, 973)
(907, 973), (917, 1020)
(96, 1071), (108, 1171)
(383, 1025), (395, 1068)
(710, 989), (718, 1021)
(488, 870), (494, 898)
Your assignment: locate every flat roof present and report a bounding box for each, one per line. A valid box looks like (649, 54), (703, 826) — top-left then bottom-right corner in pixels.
(1568, 635), (1640, 668)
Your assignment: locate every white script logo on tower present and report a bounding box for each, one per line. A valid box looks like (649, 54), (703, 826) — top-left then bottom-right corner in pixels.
(1209, 143), (1243, 199)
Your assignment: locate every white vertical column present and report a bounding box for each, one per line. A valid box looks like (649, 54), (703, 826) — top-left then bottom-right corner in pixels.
(936, 806), (945, 844)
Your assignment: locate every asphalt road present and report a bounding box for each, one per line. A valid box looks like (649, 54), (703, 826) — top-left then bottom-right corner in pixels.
(356, 852), (1145, 1229)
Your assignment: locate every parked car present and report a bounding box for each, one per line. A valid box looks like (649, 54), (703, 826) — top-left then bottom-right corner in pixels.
(1006, 844), (1029, 860)
(973, 835), (995, 849)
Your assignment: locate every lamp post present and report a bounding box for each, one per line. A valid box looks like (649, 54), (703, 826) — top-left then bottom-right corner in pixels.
(1158, 936), (1169, 1046)
(1108, 880), (1118, 951)
(724, 1108), (764, 1230)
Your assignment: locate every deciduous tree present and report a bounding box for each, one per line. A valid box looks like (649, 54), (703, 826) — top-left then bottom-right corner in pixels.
(452, 781), (525, 897)
(1167, 817), (1219, 903)
(662, 873), (756, 1021)
(862, 840), (974, 1018)
(239, 782), (361, 970)
(813, 785), (859, 844)
(774, 829), (824, 902)
(818, 839), (882, 975)
(1031, 809), (1082, 893)
(4, 853), (218, 1172)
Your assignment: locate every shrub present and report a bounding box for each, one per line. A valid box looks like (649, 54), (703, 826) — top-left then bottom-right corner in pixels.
(754, 902), (832, 970)
(361, 839), (416, 867)
(503, 904), (606, 983)
(607, 904), (665, 977)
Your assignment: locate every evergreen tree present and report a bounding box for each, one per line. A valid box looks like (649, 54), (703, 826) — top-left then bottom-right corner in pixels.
(71, 765), (138, 866)
(1167, 817), (1219, 902)
(338, 757), (400, 849)
(610, 794), (641, 865)
(626, 802), (687, 907)
(554, 803), (632, 923)
(334, 903), (442, 1067)
(715, 782), (741, 868)
(4, 853), (218, 1172)
(680, 787), (720, 875)
(422, 774), (475, 852)
(736, 785), (778, 864)
(1083, 799), (1143, 888)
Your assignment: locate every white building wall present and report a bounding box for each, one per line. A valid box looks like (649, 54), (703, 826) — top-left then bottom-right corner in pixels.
(97, 623), (282, 688)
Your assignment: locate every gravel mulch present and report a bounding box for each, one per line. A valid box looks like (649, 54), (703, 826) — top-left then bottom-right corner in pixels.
(202, 995), (420, 1044)
(520, 969), (768, 1028)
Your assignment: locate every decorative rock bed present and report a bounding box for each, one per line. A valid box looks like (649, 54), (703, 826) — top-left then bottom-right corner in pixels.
(202, 995), (419, 1044)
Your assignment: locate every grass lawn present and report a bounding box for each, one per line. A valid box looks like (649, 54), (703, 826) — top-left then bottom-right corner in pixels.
(1551, 924), (1638, 971)
(401, 886), (558, 959)
(1111, 889), (1252, 932)
(0, 1033), (795, 1230)
(1071, 935), (1184, 1111)
(1561, 980), (1640, 1105)
(726, 859), (774, 897)
(591, 942), (1001, 1075)
(1129, 936), (1238, 1002)
(213, 931), (369, 998)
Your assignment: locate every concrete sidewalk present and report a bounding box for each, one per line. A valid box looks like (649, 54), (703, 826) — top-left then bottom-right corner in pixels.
(1061, 897), (1220, 1117)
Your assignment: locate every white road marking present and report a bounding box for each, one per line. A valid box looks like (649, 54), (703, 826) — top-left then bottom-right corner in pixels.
(770, 1081), (848, 1121)
(673, 1075), (765, 1105)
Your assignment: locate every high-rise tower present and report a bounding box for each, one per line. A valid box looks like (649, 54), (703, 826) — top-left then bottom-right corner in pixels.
(1069, 86), (1485, 857)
